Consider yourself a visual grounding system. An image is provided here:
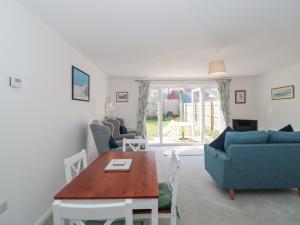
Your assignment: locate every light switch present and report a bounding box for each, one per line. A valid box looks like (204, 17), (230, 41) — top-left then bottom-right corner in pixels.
(10, 76), (22, 88)
(0, 199), (7, 214)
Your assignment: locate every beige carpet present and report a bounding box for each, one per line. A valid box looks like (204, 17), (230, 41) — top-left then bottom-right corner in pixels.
(46, 146), (300, 225)
(163, 145), (203, 156)
(153, 146), (300, 225)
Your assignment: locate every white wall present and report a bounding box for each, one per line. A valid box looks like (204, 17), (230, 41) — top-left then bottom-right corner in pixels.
(0, 1), (107, 225)
(108, 78), (139, 129)
(108, 77), (260, 130)
(230, 76), (260, 125)
(257, 63), (300, 130)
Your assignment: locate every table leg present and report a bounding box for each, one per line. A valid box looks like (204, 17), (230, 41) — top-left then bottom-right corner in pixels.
(150, 199), (158, 225)
(53, 200), (64, 225)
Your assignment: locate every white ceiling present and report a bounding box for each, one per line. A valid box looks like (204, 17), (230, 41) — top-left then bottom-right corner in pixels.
(19, 0), (300, 78)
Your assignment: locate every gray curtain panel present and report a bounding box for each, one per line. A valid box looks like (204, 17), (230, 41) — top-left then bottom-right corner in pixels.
(136, 80), (151, 137)
(217, 79), (231, 127)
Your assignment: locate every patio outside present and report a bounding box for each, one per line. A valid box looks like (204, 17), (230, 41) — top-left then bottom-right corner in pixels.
(146, 87), (222, 144)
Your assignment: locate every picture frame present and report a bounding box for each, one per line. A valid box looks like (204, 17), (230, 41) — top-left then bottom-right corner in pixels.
(72, 66), (90, 102)
(116, 92), (128, 102)
(271, 85), (294, 100)
(235, 90), (246, 104)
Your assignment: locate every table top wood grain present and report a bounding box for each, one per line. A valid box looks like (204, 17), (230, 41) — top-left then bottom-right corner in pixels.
(54, 151), (159, 200)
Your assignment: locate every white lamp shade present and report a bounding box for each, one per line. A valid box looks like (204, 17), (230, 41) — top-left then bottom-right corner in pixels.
(208, 60), (226, 75)
(105, 97), (114, 115)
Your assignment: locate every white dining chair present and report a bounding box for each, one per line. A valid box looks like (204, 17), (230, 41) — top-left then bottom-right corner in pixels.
(63, 149), (89, 225)
(122, 138), (149, 152)
(64, 149), (88, 184)
(52, 199), (134, 225)
(134, 150), (181, 225)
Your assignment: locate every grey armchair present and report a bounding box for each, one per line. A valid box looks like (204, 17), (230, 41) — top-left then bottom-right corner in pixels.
(105, 118), (135, 141)
(102, 120), (123, 146)
(90, 120), (121, 155)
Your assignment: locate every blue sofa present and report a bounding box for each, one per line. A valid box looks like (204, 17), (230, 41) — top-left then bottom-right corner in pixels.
(204, 131), (300, 200)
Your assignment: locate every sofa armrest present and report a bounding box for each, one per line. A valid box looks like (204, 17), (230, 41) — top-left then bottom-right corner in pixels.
(204, 144), (230, 189)
(204, 144), (229, 161)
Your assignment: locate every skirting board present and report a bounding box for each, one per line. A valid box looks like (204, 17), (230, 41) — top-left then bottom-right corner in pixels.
(33, 207), (52, 225)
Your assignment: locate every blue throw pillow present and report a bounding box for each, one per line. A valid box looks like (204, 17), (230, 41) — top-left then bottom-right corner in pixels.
(109, 136), (119, 148)
(120, 125), (128, 134)
(209, 127), (234, 151)
(279, 124), (294, 132)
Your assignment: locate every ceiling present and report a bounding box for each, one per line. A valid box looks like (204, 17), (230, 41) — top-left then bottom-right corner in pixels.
(18, 0), (300, 78)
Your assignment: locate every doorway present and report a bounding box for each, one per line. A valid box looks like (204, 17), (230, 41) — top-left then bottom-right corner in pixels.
(146, 85), (224, 145)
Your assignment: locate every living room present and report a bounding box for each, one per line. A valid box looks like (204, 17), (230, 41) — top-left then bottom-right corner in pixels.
(1, 1), (300, 225)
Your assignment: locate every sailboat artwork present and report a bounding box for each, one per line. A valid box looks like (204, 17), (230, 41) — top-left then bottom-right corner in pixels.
(72, 66), (90, 102)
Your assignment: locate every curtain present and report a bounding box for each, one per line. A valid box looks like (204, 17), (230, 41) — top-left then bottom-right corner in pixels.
(217, 79), (231, 127)
(136, 80), (151, 137)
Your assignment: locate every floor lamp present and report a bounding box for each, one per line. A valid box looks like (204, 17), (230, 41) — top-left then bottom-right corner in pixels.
(105, 97), (114, 117)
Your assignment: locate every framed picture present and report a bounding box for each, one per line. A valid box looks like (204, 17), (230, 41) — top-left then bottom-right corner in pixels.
(235, 90), (246, 104)
(271, 85), (294, 100)
(72, 66), (90, 101)
(116, 92), (128, 102)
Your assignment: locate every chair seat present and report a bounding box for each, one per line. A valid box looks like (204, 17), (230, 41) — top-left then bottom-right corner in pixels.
(133, 182), (172, 215)
(159, 182), (170, 195)
(86, 220), (143, 225)
(158, 182), (172, 209)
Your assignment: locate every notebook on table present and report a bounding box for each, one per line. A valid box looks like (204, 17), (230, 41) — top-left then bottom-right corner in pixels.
(105, 159), (132, 171)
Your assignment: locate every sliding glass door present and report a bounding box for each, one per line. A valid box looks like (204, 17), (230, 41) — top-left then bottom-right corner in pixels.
(146, 85), (224, 145)
(203, 88), (223, 142)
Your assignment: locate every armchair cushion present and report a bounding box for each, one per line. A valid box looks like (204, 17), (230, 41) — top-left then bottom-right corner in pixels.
(120, 125), (128, 134)
(115, 140), (123, 147)
(109, 136), (119, 148)
(121, 133), (136, 139)
(106, 118), (121, 139)
(209, 126), (234, 151)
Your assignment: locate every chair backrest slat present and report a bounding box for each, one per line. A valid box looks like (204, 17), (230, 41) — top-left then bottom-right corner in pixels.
(53, 199), (133, 225)
(64, 149), (88, 184)
(168, 151), (180, 190)
(168, 150), (180, 217)
(122, 138), (149, 152)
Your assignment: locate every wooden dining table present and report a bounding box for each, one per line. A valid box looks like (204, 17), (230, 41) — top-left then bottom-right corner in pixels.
(53, 151), (159, 225)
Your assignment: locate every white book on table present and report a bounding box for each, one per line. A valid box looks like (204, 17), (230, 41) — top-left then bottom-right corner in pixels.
(105, 159), (132, 171)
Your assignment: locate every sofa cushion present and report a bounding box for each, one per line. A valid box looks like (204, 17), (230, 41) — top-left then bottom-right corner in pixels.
(209, 126), (234, 151)
(268, 131), (300, 143)
(224, 131), (269, 152)
(279, 124), (294, 132)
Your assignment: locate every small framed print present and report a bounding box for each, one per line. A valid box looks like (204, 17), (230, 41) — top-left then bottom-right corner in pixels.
(72, 66), (90, 102)
(116, 92), (128, 102)
(271, 85), (294, 100)
(235, 90), (246, 104)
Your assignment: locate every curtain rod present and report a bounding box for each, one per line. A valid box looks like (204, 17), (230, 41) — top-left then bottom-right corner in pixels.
(134, 78), (232, 82)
